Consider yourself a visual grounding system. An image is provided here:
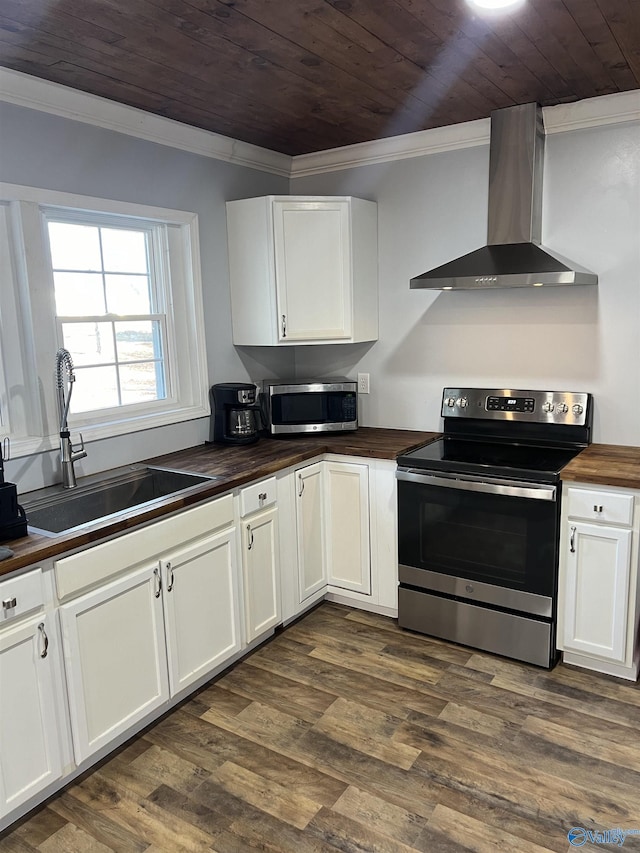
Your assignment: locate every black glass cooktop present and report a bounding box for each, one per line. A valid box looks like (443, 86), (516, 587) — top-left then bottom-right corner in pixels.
(397, 437), (585, 484)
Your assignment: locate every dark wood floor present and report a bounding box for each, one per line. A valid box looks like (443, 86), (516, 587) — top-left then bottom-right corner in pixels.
(3, 602), (640, 852)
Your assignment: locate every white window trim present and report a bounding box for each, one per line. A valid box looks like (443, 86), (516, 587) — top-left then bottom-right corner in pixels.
(0, 183), (210, 458)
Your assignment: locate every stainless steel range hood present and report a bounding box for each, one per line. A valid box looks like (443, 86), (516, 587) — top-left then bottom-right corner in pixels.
(410, 103), (598, 290)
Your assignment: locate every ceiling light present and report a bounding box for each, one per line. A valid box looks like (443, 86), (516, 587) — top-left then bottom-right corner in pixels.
(466, 0), (525, 10)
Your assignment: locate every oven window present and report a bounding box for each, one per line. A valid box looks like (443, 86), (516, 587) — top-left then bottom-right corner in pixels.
(398, 481), (557, 597)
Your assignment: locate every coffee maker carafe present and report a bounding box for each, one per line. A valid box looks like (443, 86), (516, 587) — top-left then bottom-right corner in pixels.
(209, 383), (260, 445)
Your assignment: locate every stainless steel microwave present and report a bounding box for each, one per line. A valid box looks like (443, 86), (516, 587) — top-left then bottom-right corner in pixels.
(261, 379), (358, 435)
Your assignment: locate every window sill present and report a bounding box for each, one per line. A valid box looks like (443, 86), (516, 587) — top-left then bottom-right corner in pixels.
(3, 403), (210, 460)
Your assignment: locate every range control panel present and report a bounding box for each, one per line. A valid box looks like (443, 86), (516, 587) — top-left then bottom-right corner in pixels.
(441, 388), (591, 426)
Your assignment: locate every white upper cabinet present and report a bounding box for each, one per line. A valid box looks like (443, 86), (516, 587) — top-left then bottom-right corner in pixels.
(226, 196), (378, 345)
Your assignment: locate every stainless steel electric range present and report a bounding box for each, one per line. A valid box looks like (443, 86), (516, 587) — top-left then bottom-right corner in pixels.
(396, 387), (592, 668)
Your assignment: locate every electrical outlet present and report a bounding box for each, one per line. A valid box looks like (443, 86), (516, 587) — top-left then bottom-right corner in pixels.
(357, 373), (370, 394)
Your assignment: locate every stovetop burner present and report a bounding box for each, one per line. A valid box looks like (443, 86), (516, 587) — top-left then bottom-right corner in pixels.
(398, 437), (584, 484)
(398, 387), (592, 484)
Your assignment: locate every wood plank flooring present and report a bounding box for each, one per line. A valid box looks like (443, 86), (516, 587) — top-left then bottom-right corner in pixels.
(3, 602), (640, 852)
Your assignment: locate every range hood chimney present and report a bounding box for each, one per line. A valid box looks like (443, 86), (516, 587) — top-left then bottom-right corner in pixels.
(410, 102), (598, 290)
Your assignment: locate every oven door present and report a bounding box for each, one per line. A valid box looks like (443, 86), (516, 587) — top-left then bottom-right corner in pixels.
(397, 468), (558, 617)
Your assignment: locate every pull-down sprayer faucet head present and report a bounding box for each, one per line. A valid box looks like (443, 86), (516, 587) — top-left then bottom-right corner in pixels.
(54, 348), (86, 488)
(55, 347), (75, 433)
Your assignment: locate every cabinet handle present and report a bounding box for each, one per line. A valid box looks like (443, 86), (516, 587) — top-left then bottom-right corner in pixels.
(282, 314), (287, 338)
(258, 492), (267, 502)
(570, 526), (576, 553)
(153, 566), (162, 598)
(593, 504), (603, 513)
(298, 474), (304, 497)
(247, 523), (254, 550)
(166, 561), (174, 592)
(2, 596), (17, 611)
(38, 622), (48, 659)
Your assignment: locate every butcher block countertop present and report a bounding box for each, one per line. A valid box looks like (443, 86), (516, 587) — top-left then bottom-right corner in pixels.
(0, 428), (437, 579)
(561, 443), (640, 490)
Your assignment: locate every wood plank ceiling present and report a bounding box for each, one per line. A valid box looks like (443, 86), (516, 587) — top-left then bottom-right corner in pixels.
(1, 0), (639, 155)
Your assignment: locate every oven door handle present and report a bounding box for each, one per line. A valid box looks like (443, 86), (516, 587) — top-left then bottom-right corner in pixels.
(396, 468), (556, 501)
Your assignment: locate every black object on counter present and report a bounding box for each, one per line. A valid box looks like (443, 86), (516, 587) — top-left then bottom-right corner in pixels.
(207, 383), (261, 445)
(0, 439), (28, 541)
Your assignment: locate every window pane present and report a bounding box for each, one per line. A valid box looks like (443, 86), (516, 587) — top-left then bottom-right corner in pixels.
(70, 366), (119, 412)
(120, 362), (164, 405)
(61, 323), (115, 366)
(54, 272), (106, 316)
(115, 321), (162, 363)
(101, 228), (148, 274)
(48, 222), (102, 271)
(106, 275), (152, 315)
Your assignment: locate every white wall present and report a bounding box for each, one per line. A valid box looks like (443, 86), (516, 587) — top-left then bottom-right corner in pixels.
(291, 119), (640, 445)
(0, 102), (293, 489)
(1, 94), (639, 492)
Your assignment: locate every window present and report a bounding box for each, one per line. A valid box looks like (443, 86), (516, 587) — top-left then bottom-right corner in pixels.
(46, 215), (169, 415)
(0, 184), (209, 456)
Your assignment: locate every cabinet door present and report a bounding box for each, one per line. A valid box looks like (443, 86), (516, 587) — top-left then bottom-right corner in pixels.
(242, 507), (281, 643)
(273, 200), (352, 342)
(563, 522), (632, 663)
(295, 462), (327, 602)
(0, 614), (64, 817)
(60, 564), (169, 764)
(325, 461), (371, 595)
(162, 528), (242, 696)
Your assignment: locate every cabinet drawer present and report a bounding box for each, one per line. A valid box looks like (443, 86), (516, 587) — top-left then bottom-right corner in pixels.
(0, 568), (44, 624)
(566, 488), (634, 527)
(55, 494), (234, 600)
(239, 477), (277, 517)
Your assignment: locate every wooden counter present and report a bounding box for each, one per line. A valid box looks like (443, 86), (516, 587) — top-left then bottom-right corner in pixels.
(0, 428), (438, 578)
(561, 443), (640, 490)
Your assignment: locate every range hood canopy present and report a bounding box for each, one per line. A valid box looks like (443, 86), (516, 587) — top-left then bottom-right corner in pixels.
(410, 102), (598, 290)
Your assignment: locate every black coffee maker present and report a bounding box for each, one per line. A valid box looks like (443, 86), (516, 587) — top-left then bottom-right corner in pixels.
(0, 439), (28, 542)
(209, 383), (261, 445)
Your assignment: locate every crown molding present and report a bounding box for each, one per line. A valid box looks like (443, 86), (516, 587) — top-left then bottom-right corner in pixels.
(291, 89), (640, 177)
(0, 67), (292, 178)
(1, 68), (638, 180)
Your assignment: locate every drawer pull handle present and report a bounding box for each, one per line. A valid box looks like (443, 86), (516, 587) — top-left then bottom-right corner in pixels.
(258, 492), (267, 502)
(570, 526), (576, 553)
(166, 562), (174, 592)
(153, 566), (162, 598)
(593, 505), (603, 513)
(247, 523), (254, 550)
(2, 597), (17, 611)
(38, 622), (48, 659)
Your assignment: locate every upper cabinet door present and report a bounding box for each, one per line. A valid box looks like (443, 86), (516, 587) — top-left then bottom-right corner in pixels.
(273, 199), (351, 342)
(226, 196), (378, 346)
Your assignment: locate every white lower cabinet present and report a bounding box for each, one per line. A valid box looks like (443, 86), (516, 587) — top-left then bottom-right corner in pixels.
(56, 494), (242, 765)
(0, 611), (66, 818)
(558, 483), (640, 680)
(241, 506), (280, 642)
(286, 456), (398, 616)
(59, 563), (170, 764)
(562, 522), (632, 662)
(295, 461), (327, 603)
(161, 528), (242, 696)
(324, 460), (371, 595)
(238, 477), (280, 644)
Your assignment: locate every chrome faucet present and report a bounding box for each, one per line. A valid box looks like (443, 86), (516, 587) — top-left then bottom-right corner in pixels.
(55, 348), (86, 488)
